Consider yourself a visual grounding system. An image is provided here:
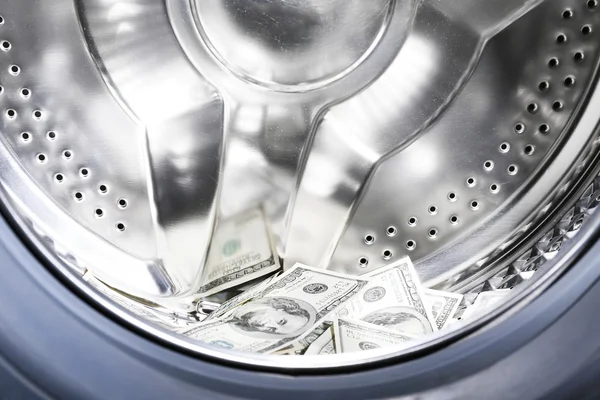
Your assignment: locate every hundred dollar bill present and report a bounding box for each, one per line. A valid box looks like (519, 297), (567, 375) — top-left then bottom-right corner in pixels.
(304, 326), (335, 355)
(197, 207), (280, 296)
(202, 272), (281, 321)
(337, 257), (437, 337)
(424, 289), (463, 330)
(285, 322), (334, 355)
(204, 274), (277, 305)
(333, 318), (414, 354)
(181, 264), (369, 353)
(83, 272), (195, 330)
(459, 289), (510, 322)
(271, 345), (295, 355)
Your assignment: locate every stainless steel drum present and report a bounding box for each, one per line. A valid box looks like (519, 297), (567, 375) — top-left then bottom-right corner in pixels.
(1, 0), (600, 368)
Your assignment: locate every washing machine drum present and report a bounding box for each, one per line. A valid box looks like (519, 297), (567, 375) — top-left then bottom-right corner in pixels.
(1, 0), (600, 398)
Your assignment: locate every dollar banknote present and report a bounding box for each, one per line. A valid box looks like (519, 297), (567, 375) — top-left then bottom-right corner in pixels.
(202, 272), (281, 321)
(197, 207), (280, 296)
(181, 264), (369, 353)
(271, 345), (295, 355)
(424, 289), (463, 330)
(333, 318), (414, 354)
(459, 289), (510, 322)
(304, 326), (335, 355)
(285, 322), (334, 355)
(337, 257), (437, 337)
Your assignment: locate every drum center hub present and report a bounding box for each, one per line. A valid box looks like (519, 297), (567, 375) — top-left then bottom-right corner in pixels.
(193, 0), (393, 91)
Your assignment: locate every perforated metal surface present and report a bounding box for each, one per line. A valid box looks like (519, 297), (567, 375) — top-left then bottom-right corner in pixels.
(334, 0), (600, 283)
(0, 0), (600, 365)
(0, 4), (158, 259)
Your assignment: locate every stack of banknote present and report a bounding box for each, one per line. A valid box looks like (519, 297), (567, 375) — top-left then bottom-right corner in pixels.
(178, 257), (500, 355)
(84, 206), (510, 355)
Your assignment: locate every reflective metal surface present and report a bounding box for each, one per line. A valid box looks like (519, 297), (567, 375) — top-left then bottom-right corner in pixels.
(0, 0), (600, 366)
(193, 0), (394, 90)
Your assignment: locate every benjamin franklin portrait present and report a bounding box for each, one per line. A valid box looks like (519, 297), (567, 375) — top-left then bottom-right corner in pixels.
(230, 297), (317, 339)
(362, 306), (432, 336)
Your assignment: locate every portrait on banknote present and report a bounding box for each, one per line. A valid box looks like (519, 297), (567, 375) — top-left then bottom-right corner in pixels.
(229, 296), (317, 339)
(362, 306), (433, 336)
